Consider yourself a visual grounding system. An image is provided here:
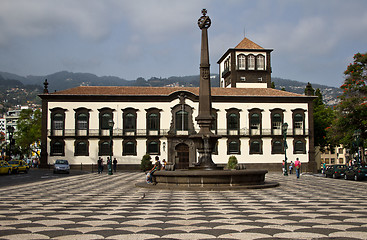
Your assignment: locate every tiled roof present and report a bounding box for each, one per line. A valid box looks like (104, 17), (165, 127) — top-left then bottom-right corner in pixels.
(235, 37), (264, 49)
(50, 86), (306, 97)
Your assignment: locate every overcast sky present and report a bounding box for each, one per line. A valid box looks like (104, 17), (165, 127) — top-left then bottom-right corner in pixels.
(1, 0), (366, 87)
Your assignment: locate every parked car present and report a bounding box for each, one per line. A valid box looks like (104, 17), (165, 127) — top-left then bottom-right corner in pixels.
(53, 159), (70, 174)
(8, 160), (30, 173)
(0, 160), (13, 175)
(325, 164), (347, 178)
(344, 165), (367, 181)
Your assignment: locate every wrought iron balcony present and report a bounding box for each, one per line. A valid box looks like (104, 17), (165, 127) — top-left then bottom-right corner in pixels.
(48, 128), (309, 138)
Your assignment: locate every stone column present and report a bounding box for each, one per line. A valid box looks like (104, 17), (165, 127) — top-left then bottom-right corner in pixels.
(191, 9), (221, 170)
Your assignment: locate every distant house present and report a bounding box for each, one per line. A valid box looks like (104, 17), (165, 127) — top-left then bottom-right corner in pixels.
(39, 37), (316, 172)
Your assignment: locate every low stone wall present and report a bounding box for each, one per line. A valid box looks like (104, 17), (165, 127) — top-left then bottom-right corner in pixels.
(54, 162), (312, 173)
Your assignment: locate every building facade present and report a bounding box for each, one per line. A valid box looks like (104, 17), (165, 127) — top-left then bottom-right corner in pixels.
(39, 37), (316, 172)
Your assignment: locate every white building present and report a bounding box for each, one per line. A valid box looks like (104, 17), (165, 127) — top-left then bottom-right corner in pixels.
(39, 37), (316, 172)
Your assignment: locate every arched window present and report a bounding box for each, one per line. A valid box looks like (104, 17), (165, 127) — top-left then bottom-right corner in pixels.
(76, 113), (88, 130)
(147, 141), (159, 154)
(101, 113), (112, 129)
(51, 140), (64, 156)
(75, 141), (89, 156)
(294, 140), (305, 153)
(257, 55), (265, 70)
(123, 141), (136, 155)
(53, 113), (64, 130)
(250, 113), (260, 130)
(176, 110), (188, 131)
(124, 113), (136, 130)
(51, 108), (66, 136)
(272, 113), (282, 130)
(294, 114), (303, 129)
(248, 55), (255, 70)
(228, 140), (240, 154)
(147, 113), (159, 130)
(238, 54), (246, 69)
(250, 139), (262, 154)
(228, 113), (239, 130)
(99, 140), (111, 156)
(272, 140), (283, 154)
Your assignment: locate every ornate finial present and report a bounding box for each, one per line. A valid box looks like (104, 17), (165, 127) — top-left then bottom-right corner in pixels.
(43, 79), (49, 94)
(179, 93), (186, 105)
(198, 9), (211, 29)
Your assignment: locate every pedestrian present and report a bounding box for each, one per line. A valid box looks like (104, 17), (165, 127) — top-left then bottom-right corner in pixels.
(146, 157), (161, 184)
(295, 158), (301, 178)
(322, 162), (326, 174)
(161, 159), (167, 170)
(101, 157), (104, 172)
(107, 157), (111, 172)
(289, 161), (294, 174)
(113, 158), (117, 172)
(97, 157), (102, 174)
(282, 160), (285, 175)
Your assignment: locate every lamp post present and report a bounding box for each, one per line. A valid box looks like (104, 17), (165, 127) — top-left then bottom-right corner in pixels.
(7, 126), (14, 160)
(282, 122), (288, 176)
(354, 129), (361, 164)
(108, 119), (114, 175)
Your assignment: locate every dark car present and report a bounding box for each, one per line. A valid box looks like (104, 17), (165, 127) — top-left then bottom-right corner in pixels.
(344, 165), (367, 181)
(325, 164), (347, 178)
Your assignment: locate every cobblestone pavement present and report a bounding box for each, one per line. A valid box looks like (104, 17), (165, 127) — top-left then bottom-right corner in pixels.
(0, 171), (367, 240)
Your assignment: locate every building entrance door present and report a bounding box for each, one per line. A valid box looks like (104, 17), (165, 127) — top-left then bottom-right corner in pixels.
(175, 143), (189, 169)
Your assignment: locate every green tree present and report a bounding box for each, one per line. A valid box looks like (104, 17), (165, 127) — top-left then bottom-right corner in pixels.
(15, 109), (42, 158)
(306, 83), (335, 149)
(227, 155), (238, 169)
(327, 52), (367, 150)
(271, 81), (275, 89)
(140, 154), (153, 171)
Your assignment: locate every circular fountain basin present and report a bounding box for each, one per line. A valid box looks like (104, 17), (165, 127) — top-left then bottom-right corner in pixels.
(136, 169), (279, 191)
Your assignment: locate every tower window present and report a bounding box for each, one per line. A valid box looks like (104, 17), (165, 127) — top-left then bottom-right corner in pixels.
(248, 55), (255, 70)
(257, 55), (265, 70)
(238, 54), (246, 70)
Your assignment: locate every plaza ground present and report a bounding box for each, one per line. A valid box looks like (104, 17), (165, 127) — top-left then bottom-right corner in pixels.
(0, 169), (366, 239)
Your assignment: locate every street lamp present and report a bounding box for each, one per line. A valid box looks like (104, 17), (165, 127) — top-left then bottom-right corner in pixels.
(282, 122), (288, 176)
(353, 129), (361, 164)
(7, 126), (14, 160)
(108, 119), (114, 175)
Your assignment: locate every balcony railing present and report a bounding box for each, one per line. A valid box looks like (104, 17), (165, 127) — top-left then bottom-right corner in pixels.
(221, 68), (230, 78)
(48, 128), (309, 137)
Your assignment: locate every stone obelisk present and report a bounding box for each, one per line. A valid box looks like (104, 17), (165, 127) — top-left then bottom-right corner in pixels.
(191, 9), (221, 170)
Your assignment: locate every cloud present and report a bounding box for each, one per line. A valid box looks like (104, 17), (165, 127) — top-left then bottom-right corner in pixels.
(0, 0), (124, 45)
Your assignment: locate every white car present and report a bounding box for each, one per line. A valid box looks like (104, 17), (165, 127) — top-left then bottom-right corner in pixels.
(53, 159), (70, 174)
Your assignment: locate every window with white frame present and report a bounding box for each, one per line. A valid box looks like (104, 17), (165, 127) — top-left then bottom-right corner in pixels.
(76, 113), (88, 130)
(248, 55), (255, 70)
(272, 113), (282, 130)
(238, 54), (246, 69)
(257, 55), (265, 70)
(53, 113), (64, 130)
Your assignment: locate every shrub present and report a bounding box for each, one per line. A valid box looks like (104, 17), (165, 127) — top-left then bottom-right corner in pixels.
(140, 154), (153, 171)
(227, 155), (238, 169)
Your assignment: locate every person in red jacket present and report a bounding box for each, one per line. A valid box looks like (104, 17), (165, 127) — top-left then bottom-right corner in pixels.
(295, 158), (301, 178)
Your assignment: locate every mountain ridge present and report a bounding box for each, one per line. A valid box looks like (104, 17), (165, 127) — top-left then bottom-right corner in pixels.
(0, 70), (342, 105)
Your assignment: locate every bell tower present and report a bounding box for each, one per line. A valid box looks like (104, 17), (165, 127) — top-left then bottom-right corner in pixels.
(217, 37), (273, 88)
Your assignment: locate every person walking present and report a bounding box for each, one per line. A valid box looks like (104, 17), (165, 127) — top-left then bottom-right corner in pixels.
(113, 158), (117, 172)
(282, 160), (285, 175)
(97, 157), (102, 174)
(289, 161), (294, 174)
(295, 158), (301, 178)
